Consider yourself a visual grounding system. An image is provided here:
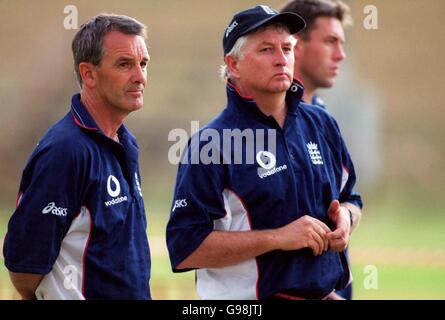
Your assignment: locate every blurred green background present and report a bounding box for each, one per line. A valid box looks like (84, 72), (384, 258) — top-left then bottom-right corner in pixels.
(1, 0), (444, 299)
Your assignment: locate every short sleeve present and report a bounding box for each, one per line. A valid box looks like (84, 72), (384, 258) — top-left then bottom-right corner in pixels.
(166, 135), (226, 271)
(3, 142), (85, 274)
(333, 120), (363, 210)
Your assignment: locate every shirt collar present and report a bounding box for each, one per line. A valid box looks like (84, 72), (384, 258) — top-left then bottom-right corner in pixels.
(70, 93), (100, 132)
(70, 93), (130, 142)
(311, 94), (327, 109)
(226, 78), (304, 120)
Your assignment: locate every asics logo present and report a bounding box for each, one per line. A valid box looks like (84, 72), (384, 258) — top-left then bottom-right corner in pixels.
(107, 175), (121, 197)
(172, 199), (188, 212)
(42, 202), (68, 216)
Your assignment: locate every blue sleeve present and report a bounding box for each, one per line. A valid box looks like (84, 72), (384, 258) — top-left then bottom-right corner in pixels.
(332, 120), (363, 210)
(166, 135), (226, 272)
(3, 142), (85, 274)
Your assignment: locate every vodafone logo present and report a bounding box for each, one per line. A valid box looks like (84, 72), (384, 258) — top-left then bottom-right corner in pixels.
(256, 151), (276, 170)
(290, 84), (299, 93)
(256, 151), (287, 179)
(107, 175), (121, 197)
(104, 175), (127, 207)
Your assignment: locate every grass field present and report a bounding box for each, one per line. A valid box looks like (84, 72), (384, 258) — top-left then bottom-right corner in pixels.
(1, 192), (444, 300)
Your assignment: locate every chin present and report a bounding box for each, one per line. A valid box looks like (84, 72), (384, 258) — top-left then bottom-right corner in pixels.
(126, 98), (144, 111)
(324, 77), (336, 88)
(280, 83), (292, 92)
(130, 104), (143, 111)
(271, 81), (292, 93)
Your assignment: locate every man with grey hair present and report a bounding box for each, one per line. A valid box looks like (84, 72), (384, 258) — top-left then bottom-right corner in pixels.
(3, 14), (152, 300)
(167, 5), (362, 300)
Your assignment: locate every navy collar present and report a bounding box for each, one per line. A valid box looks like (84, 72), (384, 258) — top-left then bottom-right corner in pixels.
(71, 93), (100, 132)
(226, 79), (304, 123)
(286, 79), (304, 115)
(311, 94), (327, 110)
(70, 93), (129, 142)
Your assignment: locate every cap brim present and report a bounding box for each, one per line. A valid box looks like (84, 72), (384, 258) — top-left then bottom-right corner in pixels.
(240, 12), (306, 38)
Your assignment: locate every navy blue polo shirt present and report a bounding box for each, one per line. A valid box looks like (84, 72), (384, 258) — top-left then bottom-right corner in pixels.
(166, 80), (362, 300)
(3, 94), (151, 300)
(311, 93), (359, 300)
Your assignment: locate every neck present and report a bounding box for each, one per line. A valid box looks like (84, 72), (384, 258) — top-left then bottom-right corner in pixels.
(295, 68), (316, 103)
(303, 89), (315, 104)
(255, 92), (287, 127)
(234, 82), (288, 128)
(80, 89), (126, 141)
(300, 77), (316, 103)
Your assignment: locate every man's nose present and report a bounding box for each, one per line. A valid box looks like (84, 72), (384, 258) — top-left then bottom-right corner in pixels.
(334, 44), (346, 62)
(131, 64), (147, 86)
(275, 48), (289, 66)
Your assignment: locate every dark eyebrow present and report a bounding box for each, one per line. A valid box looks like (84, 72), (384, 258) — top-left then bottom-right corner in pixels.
(116, 57), (134, 62)
(326, 34), (345, 44)
(116, 56), (150, 63)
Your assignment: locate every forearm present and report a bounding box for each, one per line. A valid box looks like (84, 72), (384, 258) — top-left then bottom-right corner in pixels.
(341, 202), (362, 234)
(177, 229), (280, 269)
(9, 272), (44, 300)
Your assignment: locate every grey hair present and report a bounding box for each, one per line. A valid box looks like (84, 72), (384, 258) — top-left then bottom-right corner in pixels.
(219, 35), (248, 81)
(72, 14), (147, 87)
(219, 23), (296, 81)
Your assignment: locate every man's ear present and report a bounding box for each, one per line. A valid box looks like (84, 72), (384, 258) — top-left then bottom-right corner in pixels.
(78, 62), (97, 88)
(225, 55), (241, 80)
(294, 35), (304, 60)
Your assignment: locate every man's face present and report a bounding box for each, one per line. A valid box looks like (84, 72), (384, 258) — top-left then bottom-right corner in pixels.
(94, 31), (149, 114)
(295, 17), (346, 89)
(232, 27), (295, 95)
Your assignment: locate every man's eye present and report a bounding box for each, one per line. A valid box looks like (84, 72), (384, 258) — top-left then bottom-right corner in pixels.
(119, 62), (130, 68)
(260, 47), (272, 52)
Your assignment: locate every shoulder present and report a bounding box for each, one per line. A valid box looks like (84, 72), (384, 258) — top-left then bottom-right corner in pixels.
(203, 108), (234, 131)
(31, 113), (96, 164)
(312, 95), (327, 109)
(299, 102), (337, 127)
(298, 102), (345, 146)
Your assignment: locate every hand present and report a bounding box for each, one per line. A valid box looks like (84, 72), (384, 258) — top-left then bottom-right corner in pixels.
(327, 200), (350, 252)
(277, 215), (332, 256)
